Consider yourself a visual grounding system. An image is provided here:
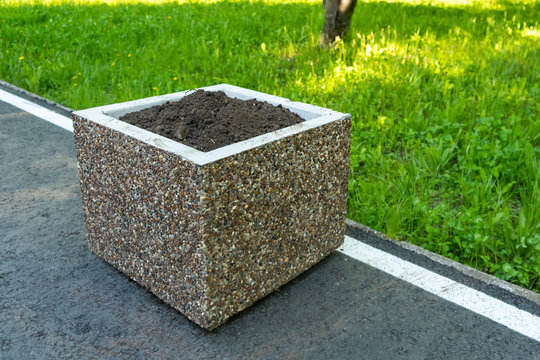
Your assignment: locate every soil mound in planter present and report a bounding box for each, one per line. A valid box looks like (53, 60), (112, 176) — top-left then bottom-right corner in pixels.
(119, 90), (305, 152)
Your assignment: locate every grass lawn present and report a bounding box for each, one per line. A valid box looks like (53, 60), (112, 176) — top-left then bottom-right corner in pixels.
(1, 0), (539, 291)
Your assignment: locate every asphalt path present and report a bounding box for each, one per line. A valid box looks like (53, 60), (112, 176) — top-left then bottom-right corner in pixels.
(1, 90), (539, 359)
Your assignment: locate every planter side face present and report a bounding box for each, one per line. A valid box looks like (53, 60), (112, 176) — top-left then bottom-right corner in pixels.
(72, 115), (211, 328)
(200, 118), (351, 329)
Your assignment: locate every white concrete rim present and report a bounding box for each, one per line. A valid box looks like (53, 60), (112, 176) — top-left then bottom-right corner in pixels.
(73, 84), (350, 165)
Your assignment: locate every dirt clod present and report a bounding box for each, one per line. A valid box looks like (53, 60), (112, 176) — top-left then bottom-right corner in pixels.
(174, 123), (190, 140)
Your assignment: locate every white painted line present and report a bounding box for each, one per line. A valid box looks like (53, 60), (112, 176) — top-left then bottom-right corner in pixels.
(338, 236), (540, 342)
(0, 89), (73, 132)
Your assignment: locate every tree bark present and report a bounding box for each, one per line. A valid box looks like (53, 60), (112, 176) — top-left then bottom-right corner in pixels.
(321, 0), (357, 45)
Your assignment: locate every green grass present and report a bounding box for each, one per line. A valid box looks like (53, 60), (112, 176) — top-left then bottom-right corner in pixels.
(1, 0), (539, 291)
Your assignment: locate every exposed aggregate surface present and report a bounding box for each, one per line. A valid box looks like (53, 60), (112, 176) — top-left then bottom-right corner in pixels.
(73, 111), (351, 329)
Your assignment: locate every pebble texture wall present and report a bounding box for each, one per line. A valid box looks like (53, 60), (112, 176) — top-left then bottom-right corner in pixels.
(73, 112), (351, 330)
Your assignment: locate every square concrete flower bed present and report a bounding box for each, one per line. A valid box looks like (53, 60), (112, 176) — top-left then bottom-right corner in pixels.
(72, 84), (351, 329)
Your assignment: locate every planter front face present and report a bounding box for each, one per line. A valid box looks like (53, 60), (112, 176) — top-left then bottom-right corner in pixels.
(73, 84), (351, 329)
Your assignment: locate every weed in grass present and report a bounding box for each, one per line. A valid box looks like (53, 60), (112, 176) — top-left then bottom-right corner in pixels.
(1, 0), (538, 291)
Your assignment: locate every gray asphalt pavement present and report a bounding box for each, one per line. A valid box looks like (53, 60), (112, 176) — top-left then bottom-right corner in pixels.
(1, 95), (539, 359)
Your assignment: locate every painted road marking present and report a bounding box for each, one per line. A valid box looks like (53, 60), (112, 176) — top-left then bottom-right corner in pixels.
(0, 89), (73, 132)
(1, 88), (538, 342)
(338, 236), (540, 342)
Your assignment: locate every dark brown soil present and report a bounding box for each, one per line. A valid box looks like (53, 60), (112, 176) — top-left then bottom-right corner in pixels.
(119, 90), (305, 152)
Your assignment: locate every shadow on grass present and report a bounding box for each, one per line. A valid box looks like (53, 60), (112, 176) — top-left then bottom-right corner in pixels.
(3, 0), (539, 48)
(2, 0), (537, 101)
(350, 0), (540, 38)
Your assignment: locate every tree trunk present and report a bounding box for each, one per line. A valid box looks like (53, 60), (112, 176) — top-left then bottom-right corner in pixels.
(321, 0), (357, 45)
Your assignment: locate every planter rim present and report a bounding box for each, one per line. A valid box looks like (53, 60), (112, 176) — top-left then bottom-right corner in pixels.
(73, 83), (350, 165)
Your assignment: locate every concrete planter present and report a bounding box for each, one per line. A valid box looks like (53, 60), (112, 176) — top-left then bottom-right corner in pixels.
(72, 84), (351, 329)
